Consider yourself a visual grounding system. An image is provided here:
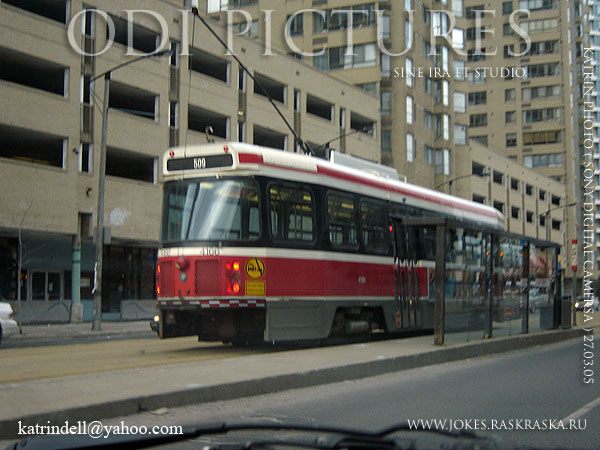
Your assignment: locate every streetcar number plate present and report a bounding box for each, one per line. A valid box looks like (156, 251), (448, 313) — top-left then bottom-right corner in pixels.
(166, 154), (233, 171)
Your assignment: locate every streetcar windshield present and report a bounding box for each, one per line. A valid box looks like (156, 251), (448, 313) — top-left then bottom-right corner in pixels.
(162, 179), (260, 243)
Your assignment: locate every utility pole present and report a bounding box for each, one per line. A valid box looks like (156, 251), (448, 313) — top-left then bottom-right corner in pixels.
(90, 50), (171, 331)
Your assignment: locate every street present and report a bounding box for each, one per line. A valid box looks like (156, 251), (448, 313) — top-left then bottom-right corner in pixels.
(86, 338), (600, 449)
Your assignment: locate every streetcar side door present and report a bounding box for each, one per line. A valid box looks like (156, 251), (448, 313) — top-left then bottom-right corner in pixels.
(391, 220), (421, 329)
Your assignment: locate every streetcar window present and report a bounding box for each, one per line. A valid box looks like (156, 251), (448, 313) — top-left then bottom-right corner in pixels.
(268, 184), (314, 242)
(360, 200), (390, 254)
(162, 179), (260, 242)
(327, 193), (358, 249)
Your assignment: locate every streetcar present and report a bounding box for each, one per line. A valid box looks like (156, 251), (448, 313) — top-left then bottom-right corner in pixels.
(154, 142), (504, 344)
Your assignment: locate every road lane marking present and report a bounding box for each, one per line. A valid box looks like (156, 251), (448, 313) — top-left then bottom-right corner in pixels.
(561, 396), (600, 423)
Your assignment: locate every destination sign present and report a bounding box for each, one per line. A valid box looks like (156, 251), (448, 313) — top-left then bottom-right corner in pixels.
(166, 154), (233, 172)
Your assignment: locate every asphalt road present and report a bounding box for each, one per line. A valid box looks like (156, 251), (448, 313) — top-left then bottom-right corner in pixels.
(85, 337), (600, 449)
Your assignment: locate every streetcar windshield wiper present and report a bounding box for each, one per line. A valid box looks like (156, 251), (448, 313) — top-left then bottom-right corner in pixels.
(6, 420), (517, 450)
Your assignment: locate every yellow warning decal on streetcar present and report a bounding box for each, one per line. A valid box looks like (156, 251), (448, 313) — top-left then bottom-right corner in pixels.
(245, 258), (265, 279)
(245, 281), (266, 296)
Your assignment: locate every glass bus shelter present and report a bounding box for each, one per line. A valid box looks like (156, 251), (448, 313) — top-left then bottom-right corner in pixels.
(396, 217), (565, 345)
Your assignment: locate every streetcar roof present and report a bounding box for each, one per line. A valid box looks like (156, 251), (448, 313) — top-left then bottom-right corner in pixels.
(163, 142), (504, 230)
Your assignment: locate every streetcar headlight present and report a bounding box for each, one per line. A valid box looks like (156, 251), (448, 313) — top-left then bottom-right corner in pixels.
(179, 272), (188, 282)
(153, 315), (160, 323)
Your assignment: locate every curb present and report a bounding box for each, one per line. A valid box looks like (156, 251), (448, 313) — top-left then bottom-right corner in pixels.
(0, 328), (584, 439)
(4, 331), (155, 348)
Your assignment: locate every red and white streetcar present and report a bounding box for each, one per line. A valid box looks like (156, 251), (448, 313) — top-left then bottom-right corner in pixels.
(154, 142), (504, 344)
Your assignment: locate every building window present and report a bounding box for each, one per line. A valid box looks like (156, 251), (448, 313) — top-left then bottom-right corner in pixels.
(523, 62), (560, 79)
(254, 73), (286, 103)
(453, 60), (465, 79)
(454, 92), (466, 112)
(522, 85), (560, 100)
(522, 130), (561, 145)
(407, 133), (415, 162)
(526, 184), (533, 196)
(470, 113), (487, 127)
(468, 48), (486, 62)
(79, 143), (92, 173)
(468, 69), (486, 84)
(520, 18), (559, 35)
(406, 96), (414, 124)
(306, 95), (334, 121)
(424, 145), (433, 164)
(526, 211), (534, 223)
(493, 170), (504, 185)
(406, 58), (414, 87)
(465, 5), (484, 19)
(522, 107), (562, 123)
(444, 148), (451, 175)
(0, 125), (66, 169)
(3, 0), (70, 23)
(503, 23), (514, 36)
(522, 40), (558, 56)
(506, 133), (517, 147)
(523, 153), (563, 168)
(519, 0), (556, 11)
(231, 20), (259, 39)
(503, 2), (513, 15)
(505, 111), (516, 124)
(473, 194), (485, 204)
(468, 91), (487, 105)
(381, 91), (391, 115)
(493, 201), (504, 214)
(454, 125), (467, 145)
(511, 207), (520, 219)
(539, 215), (546, 227)
(471, 135), (488, 146)
(505, 88), (516, 102)
(287, 13), (304, 36)
(443, 114), (450, 141)
(435, 148), (443, 174)
(382, 129), (391, 154)
(405, 19), (413, 49)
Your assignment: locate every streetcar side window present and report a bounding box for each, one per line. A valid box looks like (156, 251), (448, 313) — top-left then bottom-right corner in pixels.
(268, 183), (315, 242)
(327, 193), (358, 249)
(360, 200), (390, 254)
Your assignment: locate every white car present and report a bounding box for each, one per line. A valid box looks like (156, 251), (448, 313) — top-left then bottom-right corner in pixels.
(0, 302), (18, 345)
(574, 297), (600, 311)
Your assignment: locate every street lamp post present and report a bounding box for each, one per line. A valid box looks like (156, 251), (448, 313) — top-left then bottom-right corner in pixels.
(90, 50), (171, 331)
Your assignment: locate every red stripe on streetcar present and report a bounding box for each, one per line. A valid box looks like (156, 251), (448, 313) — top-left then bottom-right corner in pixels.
(238, 153), (263, 164)
(317, 165), (497, 219)
(237, 152), (498, 220)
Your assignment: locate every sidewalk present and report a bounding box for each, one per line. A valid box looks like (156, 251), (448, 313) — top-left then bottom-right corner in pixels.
(3, 320), (154, 346)
(0, 326), (585, 439)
